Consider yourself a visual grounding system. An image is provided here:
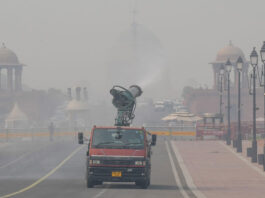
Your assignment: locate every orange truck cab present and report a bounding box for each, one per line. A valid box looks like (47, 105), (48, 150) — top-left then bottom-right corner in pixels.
(78, 126), (157, 189)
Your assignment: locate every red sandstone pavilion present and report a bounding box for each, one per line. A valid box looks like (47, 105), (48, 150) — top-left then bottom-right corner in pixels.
(183, 42), (264, 122)
(0, 43), (24, 92)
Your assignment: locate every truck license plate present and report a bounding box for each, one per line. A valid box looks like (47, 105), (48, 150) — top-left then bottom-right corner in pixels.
(112, 171), (122, 177)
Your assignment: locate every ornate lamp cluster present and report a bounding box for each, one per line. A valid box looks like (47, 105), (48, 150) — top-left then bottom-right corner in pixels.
(221, 54), (244, 151)
(218, 42), (265, 162)
(246, 43), (265, 163)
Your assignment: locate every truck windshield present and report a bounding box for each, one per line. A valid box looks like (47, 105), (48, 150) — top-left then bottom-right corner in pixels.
(92, 128), (145, 149)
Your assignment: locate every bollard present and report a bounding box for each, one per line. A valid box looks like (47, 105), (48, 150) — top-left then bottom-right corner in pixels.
(258, 154), (264, 165)
(263, 145), (265, 171)
(78, 132), (84, 144)
(247, 147), (252, 157)
(49, 122), (54, 142)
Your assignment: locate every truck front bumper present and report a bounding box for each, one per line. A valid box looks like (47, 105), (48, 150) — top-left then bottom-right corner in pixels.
(87, 166), (147, 182)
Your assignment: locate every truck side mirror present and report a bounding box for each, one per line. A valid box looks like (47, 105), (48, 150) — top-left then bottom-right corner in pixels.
(86, 143), (90, 156)
(78, 132), (84, 144)
(151, 134), (157, 146)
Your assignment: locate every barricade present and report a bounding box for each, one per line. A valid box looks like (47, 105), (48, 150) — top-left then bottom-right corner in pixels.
(145, 125), (196, 140)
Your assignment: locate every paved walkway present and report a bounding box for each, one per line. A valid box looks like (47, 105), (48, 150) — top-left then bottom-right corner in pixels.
(172, 140), (265, 198)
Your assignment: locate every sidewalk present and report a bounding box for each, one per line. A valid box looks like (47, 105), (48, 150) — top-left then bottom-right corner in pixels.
(172, 140), (265, 198)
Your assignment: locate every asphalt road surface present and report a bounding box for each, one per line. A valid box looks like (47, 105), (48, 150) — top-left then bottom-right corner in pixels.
(0, 138), (196, 198)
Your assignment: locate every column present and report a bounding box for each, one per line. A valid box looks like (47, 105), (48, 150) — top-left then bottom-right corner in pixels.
(242, 63), (248, 89)
(0, 67), (2, 90)
(234, 65), (237, 88)
(7, 67), (13, 91)
(233, 66), (238, 89)
(15, 67), (22, 91)
(213, 67), (217, 89)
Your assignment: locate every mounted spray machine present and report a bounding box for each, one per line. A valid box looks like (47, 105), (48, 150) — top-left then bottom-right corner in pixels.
(77, 84), (157, 189)
(110, 85), (142, 126)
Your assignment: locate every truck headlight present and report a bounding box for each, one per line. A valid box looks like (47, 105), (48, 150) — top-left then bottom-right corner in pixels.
(135, 161), (146, 166)
(90, 160), (101, 165)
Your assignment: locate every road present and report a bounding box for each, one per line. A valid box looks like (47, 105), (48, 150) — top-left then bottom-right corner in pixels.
(0, 137), (196, 198)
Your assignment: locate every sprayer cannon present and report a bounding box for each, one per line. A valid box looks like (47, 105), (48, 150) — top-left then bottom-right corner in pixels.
(110, 85), (142, 126)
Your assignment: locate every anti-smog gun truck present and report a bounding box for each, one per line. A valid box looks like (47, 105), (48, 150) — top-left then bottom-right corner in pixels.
(78, 85), (157, 188)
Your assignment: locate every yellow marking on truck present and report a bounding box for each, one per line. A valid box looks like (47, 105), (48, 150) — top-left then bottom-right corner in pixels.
(0, 145), (85, 198)
(112, 171), (122, 177)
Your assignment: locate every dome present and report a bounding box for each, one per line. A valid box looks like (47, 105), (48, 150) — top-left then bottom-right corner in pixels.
(66, 100), (89, 111)
(0, 43), (20, 65)
(216, 42), (245, 63)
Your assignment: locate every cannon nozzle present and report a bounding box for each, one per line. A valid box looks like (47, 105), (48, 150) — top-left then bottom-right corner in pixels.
(110, 85), (142, 126)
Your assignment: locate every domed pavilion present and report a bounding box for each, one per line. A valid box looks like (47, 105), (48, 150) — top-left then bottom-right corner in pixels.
(210, 41), (249, 90)
(0, 43), (24, 91)
(183, 42), (258, 122)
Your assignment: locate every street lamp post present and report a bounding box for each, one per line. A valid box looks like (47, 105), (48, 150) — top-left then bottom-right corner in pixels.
(225, 59), (232, 145)
(260, 41), (265, 136)
(219, 65), (225, 123)
(250, 47), (258, 163)
(260, 42), (265, 169)
(236, 56), (243, 152)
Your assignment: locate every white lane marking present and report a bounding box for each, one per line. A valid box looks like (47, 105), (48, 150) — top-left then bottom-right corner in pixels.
(0, 151), (31, 169)
(0, 142), (53, 169)
(165, 141), (189, 198)
(0, 145), (85, 198)
(92, 189), (107, 198)
(171, 141), (207, 198)
(219, 141), (265, 178)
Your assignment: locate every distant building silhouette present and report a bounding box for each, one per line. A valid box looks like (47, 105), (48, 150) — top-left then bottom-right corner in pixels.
(0, 44), (65, 128)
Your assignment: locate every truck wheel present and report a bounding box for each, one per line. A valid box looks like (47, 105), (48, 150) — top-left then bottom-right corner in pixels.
(140, 180), (149, 189)
(141, 178), (150, 189)
(136, 177), (150, 189)
(94, 181), (103, 185)
(86, 178), (94, 188)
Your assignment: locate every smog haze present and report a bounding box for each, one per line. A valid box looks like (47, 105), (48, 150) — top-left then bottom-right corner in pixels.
(1, 0), (265, 99)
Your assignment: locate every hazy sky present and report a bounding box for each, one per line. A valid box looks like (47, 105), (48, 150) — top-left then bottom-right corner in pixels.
(1, 0), (265, 97)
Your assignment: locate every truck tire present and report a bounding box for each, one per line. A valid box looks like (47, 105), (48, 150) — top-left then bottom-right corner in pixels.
(86, 177), (94, 188)
(141, 177), (150, 189)
(94, 181), (103, 185)
(136, 176), (150, 189)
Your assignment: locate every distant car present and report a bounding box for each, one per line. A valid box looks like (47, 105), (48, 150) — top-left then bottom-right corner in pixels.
(154, 101), (165, 111)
